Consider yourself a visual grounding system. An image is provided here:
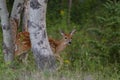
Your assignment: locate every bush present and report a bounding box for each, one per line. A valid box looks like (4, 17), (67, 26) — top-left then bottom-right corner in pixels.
(87, 0), (120, 64)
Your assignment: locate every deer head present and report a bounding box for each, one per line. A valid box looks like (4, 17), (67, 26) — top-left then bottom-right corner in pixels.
(60, 29), (76, 45)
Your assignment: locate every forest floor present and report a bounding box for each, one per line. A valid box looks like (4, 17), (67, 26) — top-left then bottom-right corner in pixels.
(0, 67), (113, 80)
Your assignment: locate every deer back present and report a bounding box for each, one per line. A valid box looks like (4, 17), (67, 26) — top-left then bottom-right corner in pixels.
(15, 32), (31, 56)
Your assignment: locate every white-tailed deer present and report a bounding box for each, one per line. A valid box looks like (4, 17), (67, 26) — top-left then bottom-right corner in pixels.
(49, 29), (76, 70)
(15, 29), (76, 70)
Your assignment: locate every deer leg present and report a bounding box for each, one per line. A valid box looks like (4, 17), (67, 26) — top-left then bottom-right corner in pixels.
(22, 53), (28, 64)
(55, 54), (63, 70)
(19, 52), (28, 64)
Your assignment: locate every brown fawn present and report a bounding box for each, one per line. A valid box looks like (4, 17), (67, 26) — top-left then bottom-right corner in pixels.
(15, 29), (76, 70)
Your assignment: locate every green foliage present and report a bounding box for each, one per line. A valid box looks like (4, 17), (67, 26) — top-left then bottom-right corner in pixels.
(94, 0), (120, 63)
(71, 0), (101, 25)
(0, 0), (120, 79)
(47, 0), (62, 26)
(6, 0), (14, 12)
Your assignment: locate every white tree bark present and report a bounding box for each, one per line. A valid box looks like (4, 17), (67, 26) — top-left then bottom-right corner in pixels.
(0, 0), (24, 63)
(0, 0), (14, 62)
(28, 0), (56, 71)
(10, 0), (24, 47)
(22, 0), (29, 31)
(11, 0), (24, 20)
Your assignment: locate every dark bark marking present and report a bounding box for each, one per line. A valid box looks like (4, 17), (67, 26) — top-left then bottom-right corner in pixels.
(42, 47), (47, 50)
(17, 3), (22, 8)
(17, 3), (23, 14)
(42, 10), (45, 13)
(28, 20), (37, 28)
(37, 32), (40, 34)
(2, 24), (10, 30)
(44, 0), (48, 3)
(33, 31), (41, 39)
(37, 42), (40, 45)
(42, 30), (46, 39)
(30, 0), (41, 9)
(38, 26), (42, 30)
(28, 20), (41, 29)
(40, 40), (43, 44)
(40, 24), (44, 28)
(37, 40), (43, 45)
(28, 20), (32, 28)
(33, 33), (38, 39)
(0, 8), (1, 10)
(2, 42), (9, 54)
(14, 14), (17, 19)
(40, 18), (44, 21)
(32, 47), (56, 70)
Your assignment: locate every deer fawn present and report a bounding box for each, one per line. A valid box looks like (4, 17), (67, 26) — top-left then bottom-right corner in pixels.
(15, 29), (76, 70)
(49, 29), (76, 70)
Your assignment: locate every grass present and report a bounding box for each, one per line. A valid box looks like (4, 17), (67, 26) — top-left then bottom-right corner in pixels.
(0, 23), (120, 80)
(0, 0), (120, 79)
(0, 64), (119, 80)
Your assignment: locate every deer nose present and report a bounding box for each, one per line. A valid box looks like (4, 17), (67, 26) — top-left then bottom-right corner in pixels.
(69, 42), (71, 44)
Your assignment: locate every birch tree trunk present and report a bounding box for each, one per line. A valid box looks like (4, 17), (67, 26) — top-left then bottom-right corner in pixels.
(28, 0), (56, 71)
(0, 0), (24, 63)
(10, 0), (24, 51)
(0, 0), (14, 63)
(11, 0), (24, 25)
(22, 0), (29, 31)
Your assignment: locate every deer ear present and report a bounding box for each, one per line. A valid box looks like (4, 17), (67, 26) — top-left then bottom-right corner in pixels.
(59, 30), (65, 36)
(70, 29), (76, 35)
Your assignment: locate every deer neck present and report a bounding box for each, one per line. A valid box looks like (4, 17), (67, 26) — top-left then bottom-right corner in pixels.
(55, 39), (67, 54)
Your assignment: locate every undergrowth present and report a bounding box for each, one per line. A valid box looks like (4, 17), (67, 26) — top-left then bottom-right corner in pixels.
(0, 0), (120, 80)
(0, 24), (120, 80)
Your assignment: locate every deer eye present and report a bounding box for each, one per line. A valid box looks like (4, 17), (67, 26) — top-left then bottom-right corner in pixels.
(65, 37), (67, 39)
